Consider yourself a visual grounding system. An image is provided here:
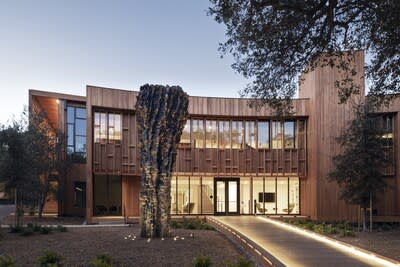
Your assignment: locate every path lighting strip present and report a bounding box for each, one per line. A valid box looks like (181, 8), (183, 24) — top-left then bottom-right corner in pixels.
(257, 216), (400, 267)
(208, 218), (273, 266)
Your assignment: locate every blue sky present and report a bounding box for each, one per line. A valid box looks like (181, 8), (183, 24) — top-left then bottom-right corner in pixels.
(0, 0), (248, 124)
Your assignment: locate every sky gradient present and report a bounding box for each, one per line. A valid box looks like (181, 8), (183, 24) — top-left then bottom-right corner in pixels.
(0, 0), (248, 124)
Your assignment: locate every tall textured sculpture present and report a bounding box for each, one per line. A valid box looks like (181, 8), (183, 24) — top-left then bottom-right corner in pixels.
(136, 84), (189, 238)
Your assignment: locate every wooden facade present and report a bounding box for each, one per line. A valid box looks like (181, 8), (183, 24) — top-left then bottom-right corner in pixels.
(29, 50), (400, 222)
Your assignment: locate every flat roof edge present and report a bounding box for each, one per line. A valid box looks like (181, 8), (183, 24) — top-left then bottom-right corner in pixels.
(29, 89), (86, 102)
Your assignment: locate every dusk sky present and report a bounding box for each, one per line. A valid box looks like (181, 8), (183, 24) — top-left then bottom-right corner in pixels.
(0, 0), (248, 124)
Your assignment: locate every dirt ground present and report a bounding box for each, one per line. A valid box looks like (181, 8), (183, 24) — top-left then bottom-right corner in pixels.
(0, 226), (247, 267)
(335, 228), (400, 261)
(2, 215), (85, 225)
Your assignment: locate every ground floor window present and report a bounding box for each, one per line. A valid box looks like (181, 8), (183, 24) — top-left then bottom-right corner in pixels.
(170, 176), (300, 215)
(93, 175), (121, 216)
(74, 182), (86, 208)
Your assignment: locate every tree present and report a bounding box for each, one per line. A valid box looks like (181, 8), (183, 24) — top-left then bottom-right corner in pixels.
(328, 101), (390, 231)
(0, 116), (35, 226)
(208, 0), (400, 112)
(136, 84), (189, 238)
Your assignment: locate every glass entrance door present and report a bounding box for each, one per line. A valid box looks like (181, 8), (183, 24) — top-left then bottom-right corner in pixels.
(214, 178), (240, 215)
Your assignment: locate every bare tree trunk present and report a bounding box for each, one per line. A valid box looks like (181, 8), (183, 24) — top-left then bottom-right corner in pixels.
(362, 206), (368, 232)
(136, 84), (188, 238)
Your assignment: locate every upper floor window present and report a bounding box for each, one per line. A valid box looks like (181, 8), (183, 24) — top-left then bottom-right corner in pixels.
(284, 121), (295, 149)
(271, 121), (282, 149)
(206, 120), (218, 148)
(381, 115), (393, 148)
(231, 121), (244, 149)
(180, 120), (191, 147)
(258, 121), (270, 149)
(218, 120), (230, 149)
(94, 111), (122, 144)
(192, 119), (204, 148)
(245, 121), (257, 149)
(67, 105), (86, 163)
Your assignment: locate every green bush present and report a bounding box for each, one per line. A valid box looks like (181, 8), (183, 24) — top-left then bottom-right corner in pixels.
(0, 254), (16, 267)
(38, 251), (63, 267)
(170, 220), (215, 231)
(227, 257), (255, 267)
(40, 226), (53, 235)
(30, 223), (43, 232)
(56, 225), (68, 232)
(192, 255), (212, 267)
(90, 253), (112, 267)
(8, 224), (24, 233)
(170, 220), (181, 229)
(20, 227), (34, 237)
(312, 224), (325, 234)
(324, 224), (337, 234)
(339, 229), (356, 237)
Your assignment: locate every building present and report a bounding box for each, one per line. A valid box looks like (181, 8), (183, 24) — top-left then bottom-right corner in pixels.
(29, 51), (400, 223)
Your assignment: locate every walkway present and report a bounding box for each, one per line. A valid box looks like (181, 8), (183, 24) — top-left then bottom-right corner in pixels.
(211, 216), (398, 267)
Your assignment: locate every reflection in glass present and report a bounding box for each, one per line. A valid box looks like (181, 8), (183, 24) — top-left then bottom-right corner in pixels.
(67, 107), (74, 123)
(93, 175), (121, 216)
(201, 177), (214, 214)
(228, 181), (237, 212)
(245, 121), (257, 149)
(258, 121), (269, 148)
(180, 120), (191, 146)
(216, 181), (225, 213)
(272, 121), (282, 149)
(76, 107), (86, 119)
(253, 178), (264, 214)
(206, 120), (218, 148)
(192, 119), (204, 148)
(289, 177), (300, 214)
(76, 119), (86, 136)
(190, 177), (201, 214)
(218, 120), (230, 149)
(171, 177), (177, 214)
(231, 121), (244, 149)
(265, 178), (276, 214)
(177, 177), (189, 214)
(277, 177), (289, 214)
(240, 177), (251, 214)
(284, 121), (295, 148)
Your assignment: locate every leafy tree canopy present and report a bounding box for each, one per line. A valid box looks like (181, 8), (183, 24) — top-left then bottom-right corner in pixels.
(208, 0), (400, 112)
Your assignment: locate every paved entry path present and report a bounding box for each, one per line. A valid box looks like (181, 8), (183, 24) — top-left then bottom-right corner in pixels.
(212, 216), (389, 267)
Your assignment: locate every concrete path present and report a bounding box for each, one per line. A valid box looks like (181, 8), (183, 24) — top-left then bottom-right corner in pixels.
(212, 216), (396, 267)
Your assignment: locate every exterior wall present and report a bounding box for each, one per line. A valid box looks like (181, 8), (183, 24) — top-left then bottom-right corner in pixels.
(28, 50), (400, 222)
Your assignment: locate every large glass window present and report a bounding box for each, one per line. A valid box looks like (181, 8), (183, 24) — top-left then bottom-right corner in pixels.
(252, 178), (264, 214)
(218, 120), (230, 149)
(180, 120), (191, 147)
(272, 121), (282, 149)
(201, 177), (214, 214)
(258, 121), (269, 148)
(240, 177), (251, 214)
(94, 112), (121, 144)
(231, 121), (244, 149)
(381, 115), (393, 148)
(284, 121), (295, 148)
(205, 120), (218, 148)
(67, 105), (87, 163)
(93, 175), (121, 216)
(177, 176), (189, 214)
(190, 177), (201, 214)
(74, 182), (86, 208)
(296, 120), (306, 148)
(264, 178), (276, 214)
(276, 177), (289, 214)
(245, 121), (257, 149)
(289, 177), (300, 214)
(192, 119), (204, 148)
(171, 177), (177, 214)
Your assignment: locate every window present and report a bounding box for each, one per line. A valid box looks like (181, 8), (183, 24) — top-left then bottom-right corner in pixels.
(67, 105), (87, 163)
(296, 120), (306, 148)
(381, 115), (393, 148)
(94, 112), (122, 144)
(258, 121), (269, 148)
(218, 120), (230, 149)
(180, 120), (191, 146)
(205, 120), (218, 148)
(231, 121), (244, 149)
(245, 121), (256, 149)
(93, 175), (121, 216)
(284, 121), (295, 148)
(74, 182), (86, 208)
(192, 119), (204, 148)
(271, 121), (282, 149)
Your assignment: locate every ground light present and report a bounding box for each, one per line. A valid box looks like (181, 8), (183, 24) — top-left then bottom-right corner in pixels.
(257, 216), (400, 267)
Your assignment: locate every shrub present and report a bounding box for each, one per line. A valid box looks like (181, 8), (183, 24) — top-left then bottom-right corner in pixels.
(56, 225), (68, 232)
(90, 253), (112, 267)
(170, 220), (215, 231)
(31, 223), (43, 232)
(192, 255), (212, 267)
(20, 227), (34, 237)
(379, 223), (392, 231)
(40, 226), (53, 235)
(324, 224), (337, 234)
(312, 224), (325, 234)
(38, 251), (63, 267)
(170, 220), (181, 229)
(227, 257), (255, 267)
(8, 224), (24, 233)
(0, 254), (16, 267)
(339, 229), (356, 237)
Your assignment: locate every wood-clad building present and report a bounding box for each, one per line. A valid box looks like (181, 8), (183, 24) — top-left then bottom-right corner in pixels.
(29, 51), (400, 223)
